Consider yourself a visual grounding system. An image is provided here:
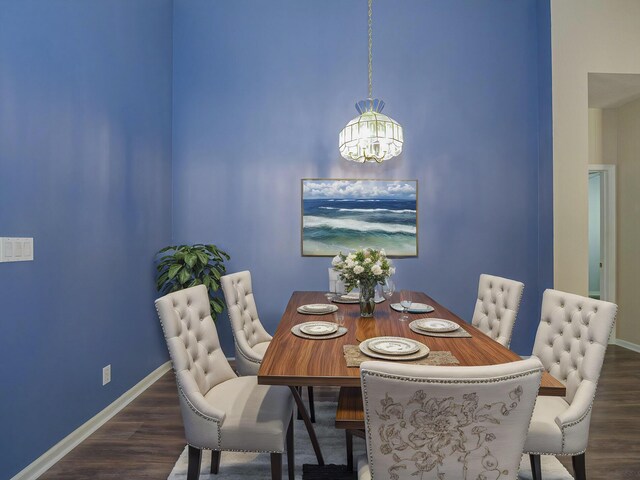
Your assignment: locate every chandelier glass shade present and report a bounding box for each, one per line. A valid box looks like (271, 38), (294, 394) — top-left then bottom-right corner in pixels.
(339, 99), (403, 163)
(339, 0), (403, 163)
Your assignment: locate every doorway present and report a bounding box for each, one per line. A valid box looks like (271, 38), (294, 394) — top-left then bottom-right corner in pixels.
(587, 164), (616, 339)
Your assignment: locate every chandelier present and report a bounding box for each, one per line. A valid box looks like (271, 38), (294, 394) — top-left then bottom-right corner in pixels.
(339, 0), (403, 163)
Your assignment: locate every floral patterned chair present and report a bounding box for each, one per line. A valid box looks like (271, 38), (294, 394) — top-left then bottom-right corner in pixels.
(358, 358), (543, 480)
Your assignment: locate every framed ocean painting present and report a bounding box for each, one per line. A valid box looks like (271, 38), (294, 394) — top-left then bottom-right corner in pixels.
(301, 179), (418, 257)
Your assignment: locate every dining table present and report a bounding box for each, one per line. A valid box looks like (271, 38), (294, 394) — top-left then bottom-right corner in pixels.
(257, 290), (566, 465)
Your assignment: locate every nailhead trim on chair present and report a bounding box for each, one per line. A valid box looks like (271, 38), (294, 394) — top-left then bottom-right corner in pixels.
(186, 443), (285, 454)
(233, 337), (263, 365)
(525, 299), (617, 457)
(155, 302), (223, 448)
(361, 367), (543, 476)
(505, 286), (524, 349)
(156, 292), (290, 457)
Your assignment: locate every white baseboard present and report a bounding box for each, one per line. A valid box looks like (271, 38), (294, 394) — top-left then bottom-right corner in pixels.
(11, 361), (171, 480)
(615, 338), (640, 353)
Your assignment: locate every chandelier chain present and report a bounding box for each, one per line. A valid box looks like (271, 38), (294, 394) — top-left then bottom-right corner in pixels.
(368, 0), (373, 99)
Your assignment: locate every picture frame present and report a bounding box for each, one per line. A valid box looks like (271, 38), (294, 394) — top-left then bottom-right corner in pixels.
(301, 178), (418, 257)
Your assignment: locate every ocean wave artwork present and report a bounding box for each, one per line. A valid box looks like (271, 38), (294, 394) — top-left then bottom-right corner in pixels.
(301, 179), (418, 257)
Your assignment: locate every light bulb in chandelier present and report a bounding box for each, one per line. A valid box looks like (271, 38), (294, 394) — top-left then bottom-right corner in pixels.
(339, 98), (403, 163)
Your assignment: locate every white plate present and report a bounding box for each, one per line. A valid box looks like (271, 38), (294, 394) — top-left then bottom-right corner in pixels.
(359, 339), (430, 361)
(414, 318), (460, 333)
(300, 304), (337, 313)
(296, 303), (338, 315)
(299, 321), (339, 336)
(390, 302), (435, 313)
(366, 337), (421, 355)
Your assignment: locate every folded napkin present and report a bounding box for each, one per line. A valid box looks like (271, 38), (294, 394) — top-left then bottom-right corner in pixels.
(302, 304), (333, 312)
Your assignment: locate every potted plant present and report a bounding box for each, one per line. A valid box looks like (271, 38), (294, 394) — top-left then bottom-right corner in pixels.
(155, 244), (230, 320)
(331, 248), (395, 317)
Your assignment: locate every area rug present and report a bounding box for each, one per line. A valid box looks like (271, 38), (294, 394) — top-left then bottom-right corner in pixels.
(168, 402), (573, 479)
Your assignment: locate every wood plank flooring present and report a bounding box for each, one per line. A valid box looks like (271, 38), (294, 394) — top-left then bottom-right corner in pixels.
(40, 346), (640, 479)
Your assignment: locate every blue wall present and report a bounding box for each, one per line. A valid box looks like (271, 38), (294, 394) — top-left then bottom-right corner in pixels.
(173, 0), (554, 356)
(0, 1), (173, 478)
(537, 0), (555, 301)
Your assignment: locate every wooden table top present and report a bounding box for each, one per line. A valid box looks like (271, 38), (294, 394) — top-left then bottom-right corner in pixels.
(258, 291), (566, 397)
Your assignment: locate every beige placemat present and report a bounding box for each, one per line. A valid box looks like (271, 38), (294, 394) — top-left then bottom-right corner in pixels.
(409, 321), (472, 338)
(343, 345), (459, 367)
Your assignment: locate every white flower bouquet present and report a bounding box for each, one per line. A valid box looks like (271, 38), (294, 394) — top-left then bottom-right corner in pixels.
(331, 248), (395, 293)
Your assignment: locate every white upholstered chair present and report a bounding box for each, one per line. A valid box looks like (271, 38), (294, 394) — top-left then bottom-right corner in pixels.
(220, 271), (272, 376)
(358, 358), (543, 480)
(471, 273), (525, 347)
(221, 270), (316, 422)
(525, 289), (617, 480)
(155, 285), (295, 480)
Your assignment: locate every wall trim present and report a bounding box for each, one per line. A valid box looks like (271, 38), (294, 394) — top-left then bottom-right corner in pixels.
(615, 338), (640, 354)
(11, 361), (171, 480)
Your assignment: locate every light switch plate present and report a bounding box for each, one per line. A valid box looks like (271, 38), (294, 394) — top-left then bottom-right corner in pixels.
(0, 237), (34, 262)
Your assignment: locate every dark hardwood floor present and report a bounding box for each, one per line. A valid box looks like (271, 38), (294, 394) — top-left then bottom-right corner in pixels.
(40, 346), (640, 479)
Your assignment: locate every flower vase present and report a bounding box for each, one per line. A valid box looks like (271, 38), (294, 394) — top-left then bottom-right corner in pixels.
(359, 280), (376, 317)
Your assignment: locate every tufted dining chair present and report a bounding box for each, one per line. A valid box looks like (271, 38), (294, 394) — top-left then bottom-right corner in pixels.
(221, 270), (316, 422)
(357, 358), (543, 480)
(471, 274), (525, 347)
(525, 289), (617, 480)
(220, 271), (273, 376)
(155, 285), (295, 480)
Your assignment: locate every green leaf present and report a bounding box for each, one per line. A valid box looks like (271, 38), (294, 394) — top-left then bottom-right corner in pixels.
(212, 300), (224, 313)
(156, 272), (169, 290)
(178, 267), (191, 285)
(195, 250), (209, 265)
(185, 253), (197, 268)
(168, 264), (182, 279)
(213, 297), (225, 309)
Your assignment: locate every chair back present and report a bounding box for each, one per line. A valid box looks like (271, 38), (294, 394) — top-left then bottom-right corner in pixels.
(533, 289), (617, 404)
(471, 274), (524, 347)
(220, 271), (272, 375)
(360, 358), (543, 480)
(155, 285), (236, 398)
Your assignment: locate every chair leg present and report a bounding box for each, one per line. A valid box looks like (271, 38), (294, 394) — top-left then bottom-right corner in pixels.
(271, 452), (282, 480)
(286, 416), (295, 480)
(572, 453), (586, 480)
(187, 445), (202, 480)
(210, 450), (221, 474)
(307, 386), (316, 423)
(346, 430), (354, 472)
(529, 454), (542, 480)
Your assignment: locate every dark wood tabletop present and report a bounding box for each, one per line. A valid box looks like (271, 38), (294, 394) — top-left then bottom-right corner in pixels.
(258, 291), (566, 397)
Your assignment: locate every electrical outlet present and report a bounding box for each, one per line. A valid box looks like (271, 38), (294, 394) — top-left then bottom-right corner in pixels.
(102, 365), (111, 386)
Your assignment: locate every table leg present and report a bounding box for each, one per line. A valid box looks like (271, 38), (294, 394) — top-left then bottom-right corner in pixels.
(289, 386), (324, 465)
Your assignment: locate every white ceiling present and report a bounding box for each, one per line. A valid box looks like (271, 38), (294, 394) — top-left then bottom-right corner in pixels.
(589, 73), (640, 108)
